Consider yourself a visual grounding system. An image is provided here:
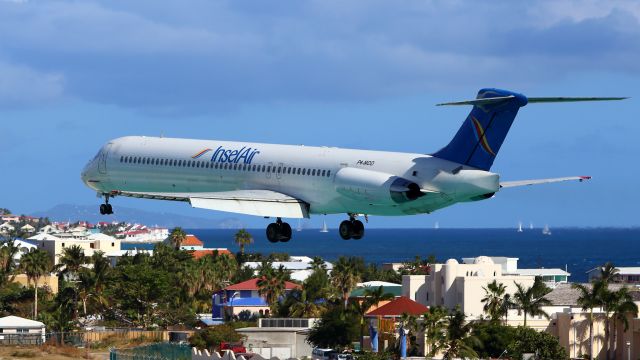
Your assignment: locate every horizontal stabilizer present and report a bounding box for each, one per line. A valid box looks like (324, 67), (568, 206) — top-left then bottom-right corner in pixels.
(528, 97), (628, 103)
(436, 96), (516, 106)
(500, 176), (591, 188)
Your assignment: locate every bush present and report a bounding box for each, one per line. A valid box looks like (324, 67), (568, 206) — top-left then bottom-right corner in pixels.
(507, 326), (568, 360)
(189, 324), (245, 351)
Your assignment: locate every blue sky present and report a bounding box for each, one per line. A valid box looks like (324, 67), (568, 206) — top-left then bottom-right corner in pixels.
(1, 0), (639, 228)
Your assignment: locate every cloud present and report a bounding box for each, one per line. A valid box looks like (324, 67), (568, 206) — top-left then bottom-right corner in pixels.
(0, 60), (64, 107)
(0, 0), (638, 113)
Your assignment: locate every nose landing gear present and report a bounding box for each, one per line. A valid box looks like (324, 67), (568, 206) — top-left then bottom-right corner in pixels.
(266, 218), (292, 243)
(99, 194), (113, 215)
(339, 214), (365, 240)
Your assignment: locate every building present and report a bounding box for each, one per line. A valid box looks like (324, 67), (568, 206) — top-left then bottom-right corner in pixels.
(28, 232), (121, 265)
(0, 316), (46, 344)
(177, 234), (232, 259)
(237, 318), (317, 359)
(13, 273), (59, 294)
(588, 266), (640, 284)
(212, 278), (301, 319)
(403, 256), (537, 319)
(461, 256), (570, 288)
(0, 222), (15, 234)
(243, 256), (333, 282)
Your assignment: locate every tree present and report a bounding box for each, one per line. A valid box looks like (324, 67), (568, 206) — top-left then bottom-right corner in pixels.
(431, 307), (480, 360)
(307, 304), (359, 350)
(424, 306), (448, 357)
(599, 262), (619, 284)
(606, 286), (637, 360)
(289, 289), (325, 318)
(0, 240), (19, 288)
(90, 251), (111, 308)
(168, 227), (187, 249)
(331, 256), (363, 308)
(573, 281), (604, 360)
(76, 269), (95, 316)
(303, 263), (331, 301)
(189, 324), (245, 351)
(507, 326), (568, 360)
(234, 229), (253, 255)
(481, 280), (507, 322)
(19, 248), (51, 318)
(56, 245), (86, 279)
(513, 278), (552, 327)
(257, 263), (288, 313)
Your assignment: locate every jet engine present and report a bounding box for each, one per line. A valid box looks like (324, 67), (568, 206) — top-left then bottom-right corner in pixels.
(334, 167), (424, 205)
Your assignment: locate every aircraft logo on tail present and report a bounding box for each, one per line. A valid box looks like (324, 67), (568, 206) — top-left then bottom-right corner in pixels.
(192, 148), (213, 159)
(470, 116), (496, 156)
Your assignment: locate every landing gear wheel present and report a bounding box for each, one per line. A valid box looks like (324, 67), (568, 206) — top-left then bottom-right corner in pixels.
(266, 223), (280, 243)
(339, 220), (353, 240)
(280, 223), (292, 242)
(99, 204), (107, 215)
(351, 220), (364, 240)
(106, 204), (113, 214)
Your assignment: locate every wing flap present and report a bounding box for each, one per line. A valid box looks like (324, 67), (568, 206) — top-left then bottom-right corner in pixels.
(111, 189), (309, 218)
(500, 176), (591, 188)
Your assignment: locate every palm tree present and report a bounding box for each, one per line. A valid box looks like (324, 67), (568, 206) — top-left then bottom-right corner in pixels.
(56, 245), (86, 279)
(599, 262), (619, 284)
(424, 306), (448, 356)
(234, 229), (253, 255)
(0, 240), (19, 287)
(257, 265), (288, 314)
(573, 281), (605, 360)
(608, 287), (638, 360)
(513, 279), (552, 327)
(431, 307), (480, 360)
(90, 251), (110, 307)
(20, 248), (51, 318)
(481, 280), (507, 321)
(290, 289), (325, 318)
(331, 256), (362, 308)
(76, 269), (95, 316)
(168, 227), (187, 249)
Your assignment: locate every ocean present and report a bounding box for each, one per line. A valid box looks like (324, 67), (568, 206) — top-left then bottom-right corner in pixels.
(123, 228), (640, 283)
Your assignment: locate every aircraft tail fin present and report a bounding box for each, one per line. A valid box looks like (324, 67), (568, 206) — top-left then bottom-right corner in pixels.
(432, 89), (627, 170)
(432, 88), (527, 171)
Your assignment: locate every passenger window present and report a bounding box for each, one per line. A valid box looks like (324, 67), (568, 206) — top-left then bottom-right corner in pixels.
(267, 166), (271, 172)
(302, 169), (306, 175)
(297, 168), (301, 175)
(252, 165), (256, 171)
(277, 167), (281, 173)
(321, 170), (326, 176)
(262, 165), (266, 172)
(312, 169), (316, 176)
(120, 156), (123, 162)
(327, 170), (331, 177)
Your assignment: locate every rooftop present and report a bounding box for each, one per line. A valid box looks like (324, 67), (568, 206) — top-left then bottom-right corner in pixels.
(366, 296), (429, 317)
(510, 268), (570, 276)
(182, 234), (203, 247)
(224, 278), (301, 291)
(0, 315), (45, 328)
(587, 267), (640, 275)
(544, 283), (640, 306)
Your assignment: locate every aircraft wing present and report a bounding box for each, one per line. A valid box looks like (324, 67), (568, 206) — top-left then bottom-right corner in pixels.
(500, 176), (591, 188)
(111, 189), (310, 218)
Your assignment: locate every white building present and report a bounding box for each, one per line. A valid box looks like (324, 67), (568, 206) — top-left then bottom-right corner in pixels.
(28, 232), (121, 265)
(461, 256), (570, 287)
(403, 256), (537, 319)
(0, 316), (46, 344)
(588, 266), (640, 285)
(237, 318), (316, 359)
(243, 256), (333, 282)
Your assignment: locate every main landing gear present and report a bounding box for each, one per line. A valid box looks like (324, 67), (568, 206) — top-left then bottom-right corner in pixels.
(266, 218), (292, 243)
(339, 214), (365, 240)
(99, 194), (113, 215)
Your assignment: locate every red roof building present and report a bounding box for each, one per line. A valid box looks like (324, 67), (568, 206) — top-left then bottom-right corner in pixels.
(182, 234), (203, 247)
(192, 249), (232, 259)
(224, 278), (301, 291)
(366, 296), (429, 317)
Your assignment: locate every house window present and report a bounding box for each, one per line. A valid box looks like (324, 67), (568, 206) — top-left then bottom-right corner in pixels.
(62, 243), (65, 247)
(90, 243), (95, 249)
(111, 242), (115, 247)
(17, 328), (27, 333)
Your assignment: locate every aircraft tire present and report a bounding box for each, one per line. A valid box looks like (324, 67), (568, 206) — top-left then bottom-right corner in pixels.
(99, 204), (107, 215)
(351, 220), (364, 240)
(280, 223), (292, 242)
(339, 220), (353, 240)
(266, 223), (280, 243)
(106, 204), (113, 214)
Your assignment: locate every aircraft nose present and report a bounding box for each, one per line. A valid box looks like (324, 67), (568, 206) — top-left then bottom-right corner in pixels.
(81, 159), (99, 189)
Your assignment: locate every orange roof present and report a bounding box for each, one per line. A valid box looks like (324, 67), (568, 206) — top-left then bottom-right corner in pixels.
(366, 296), (429, 317)
(183, 234), (204, 246)
(191, 249), (232, 259)
(224, 278), (301, 291)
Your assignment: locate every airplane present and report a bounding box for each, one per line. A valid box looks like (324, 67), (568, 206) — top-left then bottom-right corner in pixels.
(81, 88), (625, 242)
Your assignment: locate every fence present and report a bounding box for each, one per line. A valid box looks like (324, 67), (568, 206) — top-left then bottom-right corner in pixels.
(41, 330), (192, 347)
(109, 342), (192, 360)
(0, 333), (44, 345)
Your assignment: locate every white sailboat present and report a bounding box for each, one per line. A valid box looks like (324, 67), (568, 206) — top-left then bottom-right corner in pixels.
(542, 224), (552, 236)
(296, 219), (303, 232)
(517, 221), (523, 233)
(434, 221), (440, 230)
(320, 220), (329, 233)
(529, 222), (534, 230)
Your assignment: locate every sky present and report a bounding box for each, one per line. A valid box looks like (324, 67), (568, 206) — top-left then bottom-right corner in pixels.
(1, 0), (639, 228)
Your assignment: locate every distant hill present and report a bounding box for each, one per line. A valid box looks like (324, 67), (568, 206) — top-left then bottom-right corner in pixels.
(32, 204), (246, 229)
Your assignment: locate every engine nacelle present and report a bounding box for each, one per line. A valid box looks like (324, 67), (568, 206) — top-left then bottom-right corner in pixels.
(334, 167), (424, 205)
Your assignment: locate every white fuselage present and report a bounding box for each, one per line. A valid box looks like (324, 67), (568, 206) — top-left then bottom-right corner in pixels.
(81, 136), (500, 217)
